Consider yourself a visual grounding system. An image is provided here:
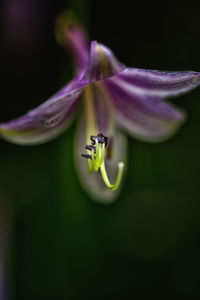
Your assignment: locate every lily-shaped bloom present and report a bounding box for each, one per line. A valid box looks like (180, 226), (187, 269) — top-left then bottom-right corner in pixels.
(1, 13), (200, 203)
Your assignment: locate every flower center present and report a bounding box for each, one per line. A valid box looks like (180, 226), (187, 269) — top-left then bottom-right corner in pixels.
(82, 133), (124, 191)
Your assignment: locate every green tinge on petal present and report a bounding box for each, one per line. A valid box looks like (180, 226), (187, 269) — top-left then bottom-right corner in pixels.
(0, 120), (71, 145)
(83, 41), (125, 83)
(0, 127), (39, 137)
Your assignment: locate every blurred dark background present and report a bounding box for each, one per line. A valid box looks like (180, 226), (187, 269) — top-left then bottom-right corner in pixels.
(1, 0), (200, 299)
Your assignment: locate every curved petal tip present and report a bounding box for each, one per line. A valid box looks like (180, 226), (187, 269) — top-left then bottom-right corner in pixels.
(83, 41), (126, 83)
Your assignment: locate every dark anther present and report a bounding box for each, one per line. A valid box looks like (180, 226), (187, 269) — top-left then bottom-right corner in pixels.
(90, 133), (109, 146)
(81, 154), (92, 160)
(82, 133), (109, 159)
(97, 137), (105, 144)
(90, 136), (96, 145)
(85, 145), (96, 152)
(90, 135), (104, 144)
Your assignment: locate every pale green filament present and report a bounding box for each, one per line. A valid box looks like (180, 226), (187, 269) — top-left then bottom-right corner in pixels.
(95, 139), (100, 164)
(98, 143), (105, 167)
(88, 158), (93, 174)
(87, 139), (124, 191)
(91, 149), (98, 171)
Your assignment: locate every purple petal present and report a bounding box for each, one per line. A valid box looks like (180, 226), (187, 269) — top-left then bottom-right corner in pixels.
(56, 13), (90, 75)
(74, 114), (127, 203)
(83, 41), (125, 83)
(117, 68), (200, 97)
(105, 78), (186, 142)
(90, 83), (113, 134)
(0, 79), (85, 145)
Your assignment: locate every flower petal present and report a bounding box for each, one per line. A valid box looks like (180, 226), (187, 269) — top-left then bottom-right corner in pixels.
(55, 12), (90, 75)
(0, 79), (86, 145)
(117, 68), (200, 97)
(90, 83), (114, 134)
(105, 78), (186, 142)
(74, 86), (127, 203)
(83, 41), (125, 83)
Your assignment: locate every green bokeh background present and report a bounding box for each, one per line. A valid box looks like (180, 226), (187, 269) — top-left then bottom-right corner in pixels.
(1, 0), (200, 299)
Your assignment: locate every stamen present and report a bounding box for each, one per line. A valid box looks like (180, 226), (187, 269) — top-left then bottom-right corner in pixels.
(88, 159), (93, 174)
(97, 137), (105, 144)
(91, 149), (98, 171)
(95, 138), (100, 165)
(97, 133), (104, 138)
(81, 133), (125, 192)
(98, 142), (105, 167)
(81, 154), (92, 159)
(90, 136), (96, 144)
(90, 135), (105, 144)
(85, 145), (96, 152)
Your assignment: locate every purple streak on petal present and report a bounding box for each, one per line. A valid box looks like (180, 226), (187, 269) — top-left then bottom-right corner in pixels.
(67, 26), (90, 75)
(117, 68), (200, 97)
(29, 78), (86, 119)
(90, 84), (112, 134)
(83, 41), (125, 83)
(0, 79), (86, 145)
(105, 78), (186, 142)
(56, 13), (90, 75)
(0, 101), (78, 145)
(107, 78), (184, 120)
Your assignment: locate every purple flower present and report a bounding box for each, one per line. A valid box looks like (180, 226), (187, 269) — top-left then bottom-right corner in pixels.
(1, 13), (200, 203)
